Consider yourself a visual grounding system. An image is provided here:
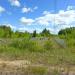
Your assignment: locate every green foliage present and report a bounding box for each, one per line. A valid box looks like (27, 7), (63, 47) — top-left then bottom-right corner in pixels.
(0, 25), (31, 38)
(58, 27), (75, 38)
(9, 39), (44, 52)
(0, 25), (51, 38)
(0, 25), (75, 67)
(0, 38), (75, 65)
(58, 27), (75, 48)
(24, 66), (48, 75)
(44, 40), (53, 50)
(0, 25), (13, 38)
(32, 30), (37, 37)
(41, 28), (51, 37)
(13, 31), (31, 38)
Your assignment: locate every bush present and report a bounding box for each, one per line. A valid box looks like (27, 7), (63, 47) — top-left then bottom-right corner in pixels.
(44, 40), (53, 50)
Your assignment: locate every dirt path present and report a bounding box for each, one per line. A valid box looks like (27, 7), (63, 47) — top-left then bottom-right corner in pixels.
(0, 60), (75, 75)
(0, 59), (31, 67)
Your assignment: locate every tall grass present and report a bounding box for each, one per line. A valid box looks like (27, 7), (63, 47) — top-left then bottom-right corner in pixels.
(9, 39), (44, 52)
(22, 66), (48, 75)
(0, 38), (75, 65)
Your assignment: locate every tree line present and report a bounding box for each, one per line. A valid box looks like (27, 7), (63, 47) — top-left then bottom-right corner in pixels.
(0, 25), (75, 38)
(0, 25), (51, 38)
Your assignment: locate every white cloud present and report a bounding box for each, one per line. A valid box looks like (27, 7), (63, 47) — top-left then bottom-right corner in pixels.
(22, 6), (38, 13)
(35, 7), (75, 26)
(0, 6), (5, 13)
(53, 10), (75, 25)
(18, 27), (29, 32)
(2, 24), (16, 30)
(9, 0), (21, 7)
(22, 7), (32, 13)
(0, 24), (17, 31)
(35, 17), (50, 26)
(67, 6), (75, 10)
(43, 11), (51, 15)
(20, 6), (75, 26)
(18, 27), (35, 33)
(6, 24), (16, 30)
(20, 17), (34, 25)
(20, 6), (75, 34)
(36, 8), (75, 33)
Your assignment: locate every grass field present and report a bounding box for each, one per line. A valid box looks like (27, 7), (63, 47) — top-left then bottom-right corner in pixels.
(0, 37), (75, 74)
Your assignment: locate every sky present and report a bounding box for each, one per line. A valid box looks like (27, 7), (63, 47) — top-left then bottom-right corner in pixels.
(0, 0), (75, 34)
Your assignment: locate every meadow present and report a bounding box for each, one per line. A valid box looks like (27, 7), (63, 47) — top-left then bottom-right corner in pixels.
(0, 26), (75, 74)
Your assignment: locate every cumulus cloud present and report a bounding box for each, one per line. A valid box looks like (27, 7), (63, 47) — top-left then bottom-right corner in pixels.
(18, 27), (29, 32)
(35, 8), (75, 33)
(67, 6), (75, 10)
(35, 16), (50, 26)
(1, 24), (16, 30)
(22, 7), (32, 13)
(0, 6), (12, 15)
(0, 6), (5, 13)
(57, 10), (75, 25)
(43, 11), (51, 15)
(36, 8), (75, 26)
(22, 6), (38, 13)
(9, 0), (21, 7)
(20, 6), (75, 33)
(20, 6), (75, 26)
(20, 17), (34, 25)
(18, 27), (42, 33)
(6, 24), (16, 29)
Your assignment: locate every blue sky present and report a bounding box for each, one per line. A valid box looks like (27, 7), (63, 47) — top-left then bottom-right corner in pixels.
(0, 0), (75, 34)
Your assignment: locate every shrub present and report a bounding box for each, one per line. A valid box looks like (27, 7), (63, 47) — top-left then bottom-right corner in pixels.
(44, 40), (53, 50)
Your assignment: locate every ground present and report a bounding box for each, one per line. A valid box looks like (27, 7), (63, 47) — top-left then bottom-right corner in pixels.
(0, 59), (75, 75)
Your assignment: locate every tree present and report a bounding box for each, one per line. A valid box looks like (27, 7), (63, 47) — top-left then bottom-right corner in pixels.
(58, 27), (75, 39)
(32, 30), (37, 37)
(41, 28), (50, 37)
(0, 25), (12, 38)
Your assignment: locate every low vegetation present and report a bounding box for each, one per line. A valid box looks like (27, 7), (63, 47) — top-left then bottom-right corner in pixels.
(0, 25), (75, 74)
